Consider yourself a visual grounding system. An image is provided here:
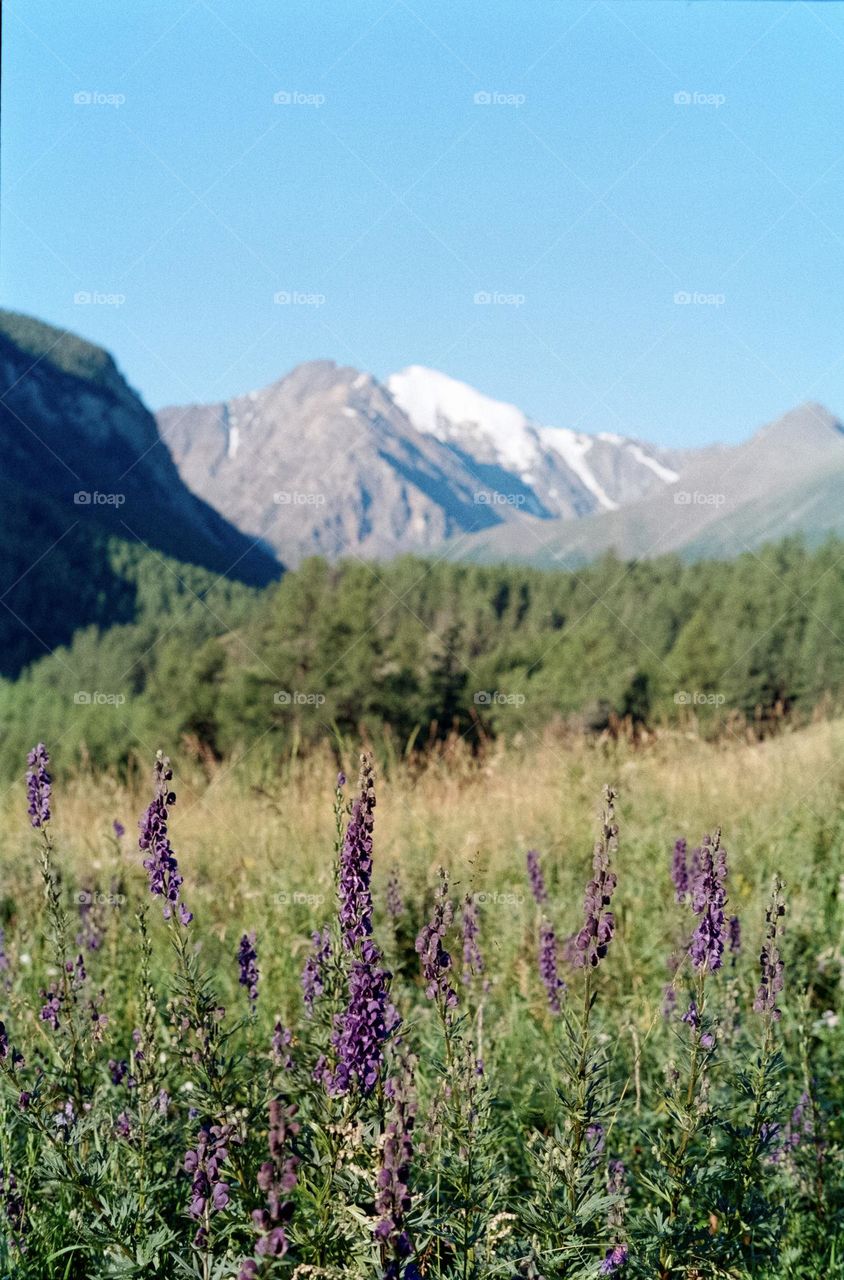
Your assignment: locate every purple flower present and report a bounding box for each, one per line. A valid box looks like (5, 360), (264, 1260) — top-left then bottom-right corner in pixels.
(688, 832), (728, 972)
(242, 1099), (299, 1271)
(415, 871), (458, 1014)
(272, 1021), (293, 1069)
(0, 1021), (8, 1060)
(729, 914), (741, 956)
(461, 894), (485, 987)
(237, 932), (259, 1006)
(77, 889), (104, 952)
(539, 920), (565, 1014)
(329, 940), (400, 1095)
(26, 743), (51, 829)
(526, 849), (548, 906)
(573, 787), (619, 969)
(375, 1074), (416, 1278)
(108, 1058), (129, 1086)
(39, 988), (62, 1031)
(338, 753), (376, 950)
(386, 869), (404, 920)
(754, 878), (785, 1021)
(185, 1122), (234, 1228)
(113, 820), (125, 839)
(138, 752), (192, 925)
(301, 927), (331, 1015)
(671, 838), (688, 903)
(0, 1165), (27, 1250)
(600, 1243), (629, 1274)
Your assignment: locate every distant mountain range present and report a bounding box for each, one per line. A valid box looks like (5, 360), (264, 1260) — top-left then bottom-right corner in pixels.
(161, 361), (716, 566)
(4, 308), (844, 673)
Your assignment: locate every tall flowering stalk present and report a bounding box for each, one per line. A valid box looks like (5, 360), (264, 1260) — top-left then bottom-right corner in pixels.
(138, 752), (192, 925)
(239, 1100), (300, 1276)
(528, 787), (621, 1275)
(327, 756), (399, 1097)
(376, 1072), (419, 1279)
(723, 877), (787, 1268)
(460, 894), (485, 990)
(26, 743), (52, 828)
(538, 920), (565, 1014)
(238, 932), (260, 1009)
(338, 753), (376, 949)
(650, 830), (729, 1277)
(415, 869), (458, 1024)
(526, 849), (548, 906)
(573, 787), (619, 969)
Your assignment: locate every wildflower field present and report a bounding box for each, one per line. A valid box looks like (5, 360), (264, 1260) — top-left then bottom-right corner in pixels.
(1, 723), (843, 1279)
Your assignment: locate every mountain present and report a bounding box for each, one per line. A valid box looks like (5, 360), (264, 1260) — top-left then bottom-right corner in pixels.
(161, 363), (692, 566)
(0, 311), (280, 675)
(445, 402), (844, 567)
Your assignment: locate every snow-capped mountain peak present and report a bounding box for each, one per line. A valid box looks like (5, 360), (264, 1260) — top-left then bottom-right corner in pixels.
(387, 365), (679, 519)
(387, 365), (537, 475)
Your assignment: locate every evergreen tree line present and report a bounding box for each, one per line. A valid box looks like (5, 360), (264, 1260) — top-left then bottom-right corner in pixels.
(1, 534), (843, 776)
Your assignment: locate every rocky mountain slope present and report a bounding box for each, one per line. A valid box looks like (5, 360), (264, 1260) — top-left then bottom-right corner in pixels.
(161, 362), (694, 566)
(445, 402), (844, 567)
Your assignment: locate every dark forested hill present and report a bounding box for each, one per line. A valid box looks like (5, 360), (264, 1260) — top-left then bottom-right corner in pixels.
(0, 311), (280, 675)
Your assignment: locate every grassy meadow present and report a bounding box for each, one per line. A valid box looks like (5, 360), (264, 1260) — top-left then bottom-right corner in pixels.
(0, 721), (843, 1277)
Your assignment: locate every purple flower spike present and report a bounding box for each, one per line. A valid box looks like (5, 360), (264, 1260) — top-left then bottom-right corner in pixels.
(753, 877), (786, 1021)
(416, 871), (458, 1013)
(386, 869), (404, 919)
(184, 1122), (235, 1233)
(237, 932), (259, 1006)
(671, 838), (688, 903)
(139, 752), (191, 925)
(729, 914), (741, 956)
(26, 743), (51, 829)
(375, 1071), (417, 1278)
(329, 940), (400, 1095)
(526, 849), (548, 906)
(301, 927), (331, 1015)
(241, 1100), (299, 1273)
(539, 919), (566, 1013)
(573, 786), (619, 970)
(338, 753), (376, 950)
(688, 831), (728, 972)
(461, 894), (485, 987)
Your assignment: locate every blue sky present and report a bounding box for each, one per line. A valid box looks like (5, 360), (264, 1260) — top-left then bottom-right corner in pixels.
(3, 0), (844, 447)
